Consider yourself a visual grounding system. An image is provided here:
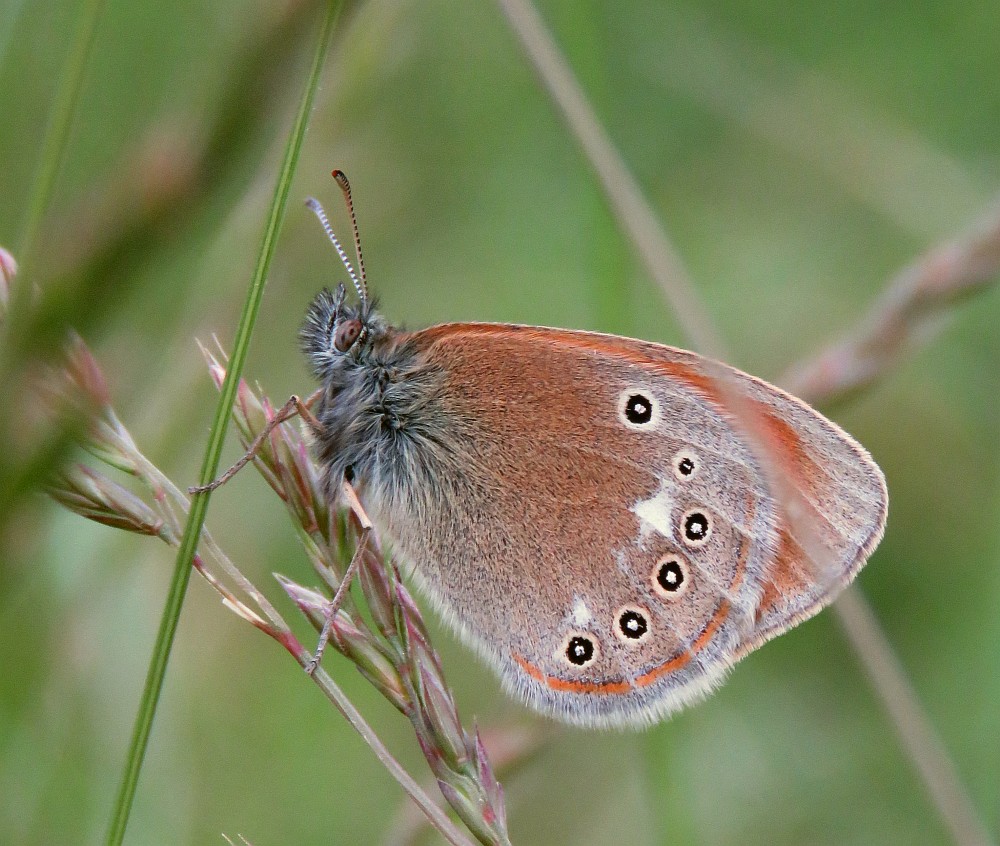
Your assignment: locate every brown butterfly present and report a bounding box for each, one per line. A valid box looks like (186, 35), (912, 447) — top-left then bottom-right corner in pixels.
(292, 172), (887, 727)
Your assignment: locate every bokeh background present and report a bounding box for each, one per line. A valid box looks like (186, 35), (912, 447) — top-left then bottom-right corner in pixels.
(2, 0), (999, 843)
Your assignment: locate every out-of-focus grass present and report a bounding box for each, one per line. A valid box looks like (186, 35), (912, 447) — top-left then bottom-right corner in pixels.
(1, 1), (998, 844)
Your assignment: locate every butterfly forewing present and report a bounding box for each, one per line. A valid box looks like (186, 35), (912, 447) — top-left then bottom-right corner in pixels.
(352, 323), (885, 726)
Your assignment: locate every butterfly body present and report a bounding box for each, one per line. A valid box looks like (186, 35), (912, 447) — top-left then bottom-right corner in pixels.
(301, 287), (887, 727)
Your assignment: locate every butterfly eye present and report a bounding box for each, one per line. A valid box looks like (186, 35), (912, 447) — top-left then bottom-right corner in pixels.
(652, 554), (689, 598)
(617, 388), (660, 429)
(614, 606), (651, 643)
(681, 509), (712, 546)
(561, 633), (599, 668)
(673, 449), (698, 480)
(334, 318), (363, 352)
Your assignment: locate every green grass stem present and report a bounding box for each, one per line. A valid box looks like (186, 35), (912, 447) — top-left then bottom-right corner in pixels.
(17, 0), (105, 265)
(103, 2), (344, 843)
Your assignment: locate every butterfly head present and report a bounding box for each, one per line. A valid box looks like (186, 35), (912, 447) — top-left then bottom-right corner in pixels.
(300, 283), (390, 378)
(301, 185), (397, 378)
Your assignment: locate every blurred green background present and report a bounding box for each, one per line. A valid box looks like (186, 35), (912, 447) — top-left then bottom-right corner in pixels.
(1, 0), (998, 843)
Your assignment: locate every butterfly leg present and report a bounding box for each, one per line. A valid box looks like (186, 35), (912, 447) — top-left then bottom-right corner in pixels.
(306, 480), (373, 675)
(188, 389), (324, 494)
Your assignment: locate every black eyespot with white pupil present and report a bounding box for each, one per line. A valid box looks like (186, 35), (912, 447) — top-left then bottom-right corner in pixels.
(683, 510), (711, 544)
(625, 393), (653, 424)
(618, 610), (648, 640)
(618, 388), (660, 429)
(658, 560), (684, 591)
(566, 635), (595, 666)
(652, 554), (689, 599)
(673, 449), (699, 481)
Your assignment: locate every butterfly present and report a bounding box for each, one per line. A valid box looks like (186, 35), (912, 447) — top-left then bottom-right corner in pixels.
(291, 172), (887, 728)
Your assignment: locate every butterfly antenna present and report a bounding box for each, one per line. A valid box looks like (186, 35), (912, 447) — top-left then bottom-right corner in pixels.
(305, 197), (366, 305)
(332, 170), (368, 303)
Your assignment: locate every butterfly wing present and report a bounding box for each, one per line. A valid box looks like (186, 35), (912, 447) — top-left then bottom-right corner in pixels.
(365, 323), (886, 727)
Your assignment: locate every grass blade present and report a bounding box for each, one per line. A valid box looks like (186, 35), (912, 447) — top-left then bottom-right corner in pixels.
(103, 2), (344, 843)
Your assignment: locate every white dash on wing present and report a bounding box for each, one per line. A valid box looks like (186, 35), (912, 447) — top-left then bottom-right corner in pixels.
(631, 488), (675, 541)
(571, 597), (593, 626)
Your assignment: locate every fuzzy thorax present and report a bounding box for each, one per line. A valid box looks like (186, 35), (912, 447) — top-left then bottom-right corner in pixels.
(300, 288), (458, 510)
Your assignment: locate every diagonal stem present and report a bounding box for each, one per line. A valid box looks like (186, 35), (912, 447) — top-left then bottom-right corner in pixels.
(834, 589), (994, 846)
(784, 201), (1000, 406)
(494, 0), (724, 361)
(17, 0), (106, 265)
